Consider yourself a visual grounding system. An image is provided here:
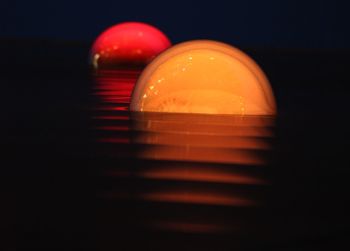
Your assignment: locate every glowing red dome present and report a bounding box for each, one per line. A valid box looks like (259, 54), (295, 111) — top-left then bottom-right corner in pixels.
(90, 22), (171, 69)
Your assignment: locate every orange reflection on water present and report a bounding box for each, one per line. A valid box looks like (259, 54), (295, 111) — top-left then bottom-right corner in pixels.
(93, 85), (276, 236)
(131, 112), (274, 165)
(149, 220), (231, 234)
(133, 133), (271, 149)
(132, 113), (274, 137)
(137, 145), (265, 165)
(138, 165), (266, 185)
(140, 189), (256, 207)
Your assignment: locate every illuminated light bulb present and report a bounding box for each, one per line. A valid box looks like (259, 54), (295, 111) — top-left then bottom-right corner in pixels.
(90, 22), (171, 69)
(130, 40), (276, 115)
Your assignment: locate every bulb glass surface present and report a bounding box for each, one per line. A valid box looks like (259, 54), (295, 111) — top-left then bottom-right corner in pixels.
(130, 40), (276, 115)
(90, 22), (171, 69)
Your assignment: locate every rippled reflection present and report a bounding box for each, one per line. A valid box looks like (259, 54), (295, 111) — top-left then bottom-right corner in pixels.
(127, 113), (273, 233)
(92, 70), (140, 146)
(92, 69), (141, 111)
(92, 72), (276, 249)
(131, 112), (274, 165)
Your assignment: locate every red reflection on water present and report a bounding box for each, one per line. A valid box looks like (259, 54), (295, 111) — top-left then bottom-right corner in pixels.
(98, 137), (130, 144)
(93, 69), (141, 112)
(93, 106), (129, 111)
(92, 70), (140, 146)
(95, 126), (129, 132)
(93, 70), (139, 104)
(92, 115), (129, 121)
(90, 22), (171, 69)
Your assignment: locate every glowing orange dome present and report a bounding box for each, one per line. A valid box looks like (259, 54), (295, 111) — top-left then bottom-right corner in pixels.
(130, 40), (276, 115)
(90, 22), (171, 69)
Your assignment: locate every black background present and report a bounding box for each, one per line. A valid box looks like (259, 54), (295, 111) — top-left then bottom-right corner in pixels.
(1, 0), (350, 250)
(2, 0), (350, 48)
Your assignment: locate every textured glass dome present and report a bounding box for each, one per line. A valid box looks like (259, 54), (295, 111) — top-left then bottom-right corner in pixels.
(130, 40), (276, 115)
(90, 22), (171, 69)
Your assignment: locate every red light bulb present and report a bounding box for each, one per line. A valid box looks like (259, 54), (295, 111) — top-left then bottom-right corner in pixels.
(90, 22), (171, 69)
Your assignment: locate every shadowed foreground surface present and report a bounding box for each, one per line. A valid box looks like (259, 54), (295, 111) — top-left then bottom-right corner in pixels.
(1, 40), (350, 250)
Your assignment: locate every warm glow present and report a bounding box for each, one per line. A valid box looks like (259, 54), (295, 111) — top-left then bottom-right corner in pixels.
(90, 22), (171, 69)
(137, 166), (266, 185)
(130, 40), (276, 115)
(92, 69), (142, 112)
(131, 112), (274, 165)
(139, 189), (256, 207)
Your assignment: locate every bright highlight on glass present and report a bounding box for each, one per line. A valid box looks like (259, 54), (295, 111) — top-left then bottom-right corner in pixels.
(130, 40), (276, 115)
(90, 22), (171, 69)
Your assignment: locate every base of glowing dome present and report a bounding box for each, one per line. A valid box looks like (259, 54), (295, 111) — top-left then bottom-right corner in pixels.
(90, 22), (171, 70)
(145, 90), (267, 115)
(130, 40), (277, 115)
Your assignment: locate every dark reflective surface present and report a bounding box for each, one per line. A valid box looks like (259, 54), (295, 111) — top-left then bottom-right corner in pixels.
(3, 42), (350, 250)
